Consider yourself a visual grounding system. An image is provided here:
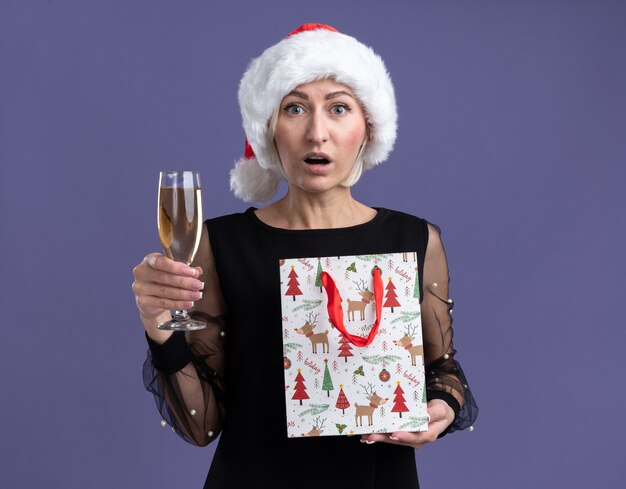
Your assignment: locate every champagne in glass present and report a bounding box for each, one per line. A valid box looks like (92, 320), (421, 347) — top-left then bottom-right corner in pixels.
(157, 170), (206, 331)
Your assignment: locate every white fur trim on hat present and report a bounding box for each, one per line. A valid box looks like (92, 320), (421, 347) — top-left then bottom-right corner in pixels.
(232, 26), (397, 203)
(229, 156), (281, 203)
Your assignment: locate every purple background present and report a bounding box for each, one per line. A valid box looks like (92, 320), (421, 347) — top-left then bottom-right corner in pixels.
(1, 1), (624, 488)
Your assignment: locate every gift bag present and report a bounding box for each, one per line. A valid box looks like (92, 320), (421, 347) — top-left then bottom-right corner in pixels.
(280, 253), (428, 438)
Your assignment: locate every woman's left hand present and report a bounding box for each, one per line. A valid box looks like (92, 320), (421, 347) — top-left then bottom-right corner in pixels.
(360, 399), (455, 449)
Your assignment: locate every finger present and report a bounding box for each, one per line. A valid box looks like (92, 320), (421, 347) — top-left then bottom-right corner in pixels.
(360, 432), (425, 448)
(359, 434), (378, 445)
(145, 253), (200, 278)
(136, 294), (195, 313)
(360, 433), (391, 444)
(134, 264), (204, 291)
(137, 282), (203, 302)
(142, 252), (162, 267)
(151, 270), (205, 291)
(390, 430), (438, 446)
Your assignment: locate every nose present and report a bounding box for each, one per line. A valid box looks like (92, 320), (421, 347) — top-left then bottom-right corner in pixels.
(306, 110), (329, 144)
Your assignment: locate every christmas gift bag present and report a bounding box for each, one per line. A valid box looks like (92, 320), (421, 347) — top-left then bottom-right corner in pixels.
(280, 253), (429, 438)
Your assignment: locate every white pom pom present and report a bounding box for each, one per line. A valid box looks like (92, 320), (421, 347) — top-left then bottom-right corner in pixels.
(229, 157), (281, 203)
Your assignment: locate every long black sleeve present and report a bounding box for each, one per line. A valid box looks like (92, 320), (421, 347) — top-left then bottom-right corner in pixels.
(421, 222), (478, 434)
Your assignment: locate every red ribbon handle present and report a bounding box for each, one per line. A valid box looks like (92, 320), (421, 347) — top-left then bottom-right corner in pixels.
(320, 266), (383, 347)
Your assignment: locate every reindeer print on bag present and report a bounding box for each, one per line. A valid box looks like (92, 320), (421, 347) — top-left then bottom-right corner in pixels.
(280, 252), (429, 437)
(394, 324), (424, 366)
(347, 278), (375, 321)
(302, 416), (326, 437)
(294, 312), (329, 354)
(354, 383), (388, 427)
(402, 251), (417, 262)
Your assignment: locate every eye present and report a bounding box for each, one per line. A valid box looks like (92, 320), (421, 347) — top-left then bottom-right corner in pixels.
(284, 104), (304, 115)
(331, 104), (349, 116)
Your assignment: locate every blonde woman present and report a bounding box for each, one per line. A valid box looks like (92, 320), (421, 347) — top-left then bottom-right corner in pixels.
(132, 23), (478, 489)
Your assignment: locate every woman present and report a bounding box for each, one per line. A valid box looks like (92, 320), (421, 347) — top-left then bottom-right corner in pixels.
(132, 23), (477, 488)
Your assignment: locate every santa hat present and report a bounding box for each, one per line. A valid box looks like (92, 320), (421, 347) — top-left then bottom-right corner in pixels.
(230, 23), (397, 203)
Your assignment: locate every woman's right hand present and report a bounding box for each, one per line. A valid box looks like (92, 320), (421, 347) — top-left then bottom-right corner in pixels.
(131, 253), (205, 341)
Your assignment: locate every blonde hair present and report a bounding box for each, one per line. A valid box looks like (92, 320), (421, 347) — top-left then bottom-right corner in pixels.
(340, 139), (367, 188)
(267, 105), (287, 180)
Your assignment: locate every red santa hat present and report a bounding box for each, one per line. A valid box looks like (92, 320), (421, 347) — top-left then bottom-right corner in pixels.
(230, 23), (397, 203)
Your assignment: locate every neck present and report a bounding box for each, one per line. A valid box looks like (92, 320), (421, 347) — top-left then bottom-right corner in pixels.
(257, 188), (376, 230)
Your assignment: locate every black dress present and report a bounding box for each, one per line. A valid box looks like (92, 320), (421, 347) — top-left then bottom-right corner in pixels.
(144, 208), (478, 489)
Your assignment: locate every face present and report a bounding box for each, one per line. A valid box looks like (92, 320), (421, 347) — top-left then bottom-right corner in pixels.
(273, 78), (368, 196)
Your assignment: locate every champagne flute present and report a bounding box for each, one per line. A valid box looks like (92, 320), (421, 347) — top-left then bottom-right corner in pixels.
(157, 170), (206, 331)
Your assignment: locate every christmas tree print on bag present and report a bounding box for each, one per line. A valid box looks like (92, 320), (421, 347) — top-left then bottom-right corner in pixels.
(280, 253), (428, 438)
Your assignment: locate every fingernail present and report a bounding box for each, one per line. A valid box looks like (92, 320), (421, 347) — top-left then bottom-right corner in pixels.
(182, 267), (197, 276)
(365, 440), (375, 445)
(191, 291), (202, 300)
(192, 281), (205, 290)
(389, 436), (399, 441)
(147, 256), (157, 267)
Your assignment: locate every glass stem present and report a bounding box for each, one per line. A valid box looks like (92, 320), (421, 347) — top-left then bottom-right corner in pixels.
(173, 310), (190, 320)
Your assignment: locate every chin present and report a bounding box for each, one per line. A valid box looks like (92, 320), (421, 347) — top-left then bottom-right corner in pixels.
(293, 182), (348, 196)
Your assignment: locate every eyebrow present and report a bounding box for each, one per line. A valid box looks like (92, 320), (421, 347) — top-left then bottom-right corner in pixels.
(325, 91), (355, 100)
(285, 90), (356, 101)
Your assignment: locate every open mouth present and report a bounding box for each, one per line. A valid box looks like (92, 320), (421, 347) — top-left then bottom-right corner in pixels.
(304, 155), (331, 165)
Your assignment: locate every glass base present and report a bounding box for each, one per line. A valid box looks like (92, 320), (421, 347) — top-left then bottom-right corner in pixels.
(157, 317), (206, 331)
